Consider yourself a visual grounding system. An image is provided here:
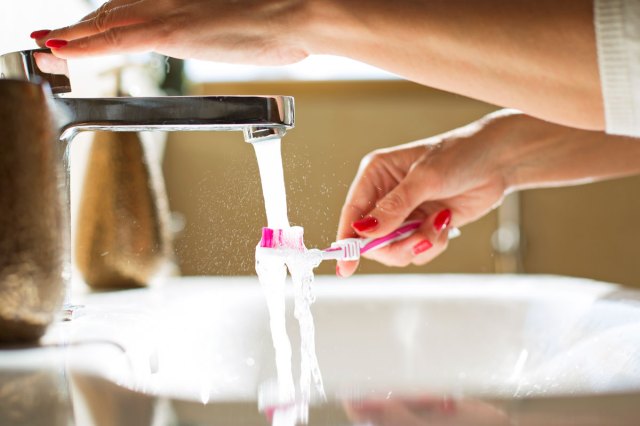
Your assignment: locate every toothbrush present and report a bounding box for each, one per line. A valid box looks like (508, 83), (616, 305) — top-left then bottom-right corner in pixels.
(257, 222), (461, 262)
(321, 221), (461, 261)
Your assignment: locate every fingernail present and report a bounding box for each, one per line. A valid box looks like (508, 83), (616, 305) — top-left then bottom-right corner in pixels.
(30, 29), (51, 39)
(412, 239), (433, 255)
(45, 39), (68, 49)
(352, 216), (378, 233)
(433, 209), (452, 232)
(336, 265), (343, 278)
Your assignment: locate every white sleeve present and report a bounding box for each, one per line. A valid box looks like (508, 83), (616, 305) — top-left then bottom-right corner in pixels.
(594, 0), (640, 136)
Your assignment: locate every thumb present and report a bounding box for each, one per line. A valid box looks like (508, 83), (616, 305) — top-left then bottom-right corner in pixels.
(352, 167), (429, 238)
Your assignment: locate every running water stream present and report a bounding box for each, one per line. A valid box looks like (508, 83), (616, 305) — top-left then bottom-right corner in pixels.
(252, 138), (326, 425)
(252, 138), (290, 229)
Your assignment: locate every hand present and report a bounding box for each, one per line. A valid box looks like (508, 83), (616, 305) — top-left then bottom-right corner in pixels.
(336, 110), (518, 277)
(31, 0), (310, 64)
(336, 109), (640, 277)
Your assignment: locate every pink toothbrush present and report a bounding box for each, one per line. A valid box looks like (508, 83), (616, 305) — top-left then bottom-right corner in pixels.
(321, 221), (460, 261)
(258, 221), (460, 262)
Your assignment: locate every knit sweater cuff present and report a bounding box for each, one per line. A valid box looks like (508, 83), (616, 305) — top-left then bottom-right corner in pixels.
(594, 0), (640, 136)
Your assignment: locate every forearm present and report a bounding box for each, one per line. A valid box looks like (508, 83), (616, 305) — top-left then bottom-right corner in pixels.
(497, 113), (640, 191)
(304, 0), (603, 130)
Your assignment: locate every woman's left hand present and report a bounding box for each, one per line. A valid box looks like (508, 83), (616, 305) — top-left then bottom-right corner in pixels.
(32, 0), (311, 64)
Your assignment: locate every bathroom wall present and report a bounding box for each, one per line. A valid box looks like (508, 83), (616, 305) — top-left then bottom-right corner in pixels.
(163, 79), (640, 287)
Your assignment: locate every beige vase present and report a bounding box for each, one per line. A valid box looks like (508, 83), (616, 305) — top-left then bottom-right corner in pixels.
(0, 80), (65, 342)
(75, 131), (172, 289)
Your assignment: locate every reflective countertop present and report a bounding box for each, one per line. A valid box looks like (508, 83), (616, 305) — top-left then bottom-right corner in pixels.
(2, 274), (640, 425)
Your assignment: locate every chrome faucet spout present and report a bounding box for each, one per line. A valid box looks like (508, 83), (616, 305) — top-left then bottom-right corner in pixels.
(55, 95), (295, 143)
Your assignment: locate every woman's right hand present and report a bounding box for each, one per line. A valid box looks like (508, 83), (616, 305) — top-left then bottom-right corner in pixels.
(336, 110), (640, 277)
(336, 110), (521, 277)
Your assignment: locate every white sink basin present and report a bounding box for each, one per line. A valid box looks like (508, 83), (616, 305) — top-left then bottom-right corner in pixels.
(63, 274), (640, 397)
(20, 274), (640, 425)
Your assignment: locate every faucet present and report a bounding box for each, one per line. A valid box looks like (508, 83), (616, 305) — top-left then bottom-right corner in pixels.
(0, 49), (296, 328)
(0, 49), (295, 143)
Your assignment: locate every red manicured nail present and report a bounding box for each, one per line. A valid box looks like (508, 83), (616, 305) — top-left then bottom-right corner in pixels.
(30, 30), (51, 39)
(412, 239), (433, 255)
(45, 39), (68, 49)
(433, 209), (452, 232)
(352, 216), (378, 233)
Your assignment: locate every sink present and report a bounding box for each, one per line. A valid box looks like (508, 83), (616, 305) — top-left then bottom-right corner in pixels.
(4, 274), (640, 425)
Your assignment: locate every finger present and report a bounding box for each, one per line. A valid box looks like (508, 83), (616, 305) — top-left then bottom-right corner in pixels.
(411, 221), (450, 266)
(336, 167), (379, 241)
(363, 208), (452, 267)
(38, 1), (149, 47)
(31, 0), (133, 46)
(336, 201), (365, 278)
(336, 259), (358, 279)
(351, 166), (431, 239)
(33, 51), (69, 76)
(398, 209), (452, 266)
(336, 161), (384, 278)
(46, 23), (157, 59)
(404, 208), (452, 259)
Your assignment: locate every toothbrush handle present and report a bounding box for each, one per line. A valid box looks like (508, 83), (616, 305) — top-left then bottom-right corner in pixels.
(360, 221), (422, 254)
(325, 221), (461, 261)
(362, 222), (461, 254)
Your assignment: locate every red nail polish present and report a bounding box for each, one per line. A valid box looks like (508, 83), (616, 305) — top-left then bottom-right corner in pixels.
(352, 216), (378, 233)
(45, 39), (68, 49)
(412, 239), (433, 255)
(433, 209), (452, 232)
(30, 30), (51, 39)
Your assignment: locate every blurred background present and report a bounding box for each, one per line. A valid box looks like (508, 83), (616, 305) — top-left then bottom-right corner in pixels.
(4, 0), (640, 287)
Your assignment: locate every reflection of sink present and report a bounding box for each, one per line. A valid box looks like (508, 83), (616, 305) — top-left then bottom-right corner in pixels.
(62, 275), (640, 400)
(10, 274), (639, 425)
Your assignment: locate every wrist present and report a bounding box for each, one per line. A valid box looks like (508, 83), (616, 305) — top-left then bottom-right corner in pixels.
(494, 112), (575, 192)
(470, 110), (531, 194)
